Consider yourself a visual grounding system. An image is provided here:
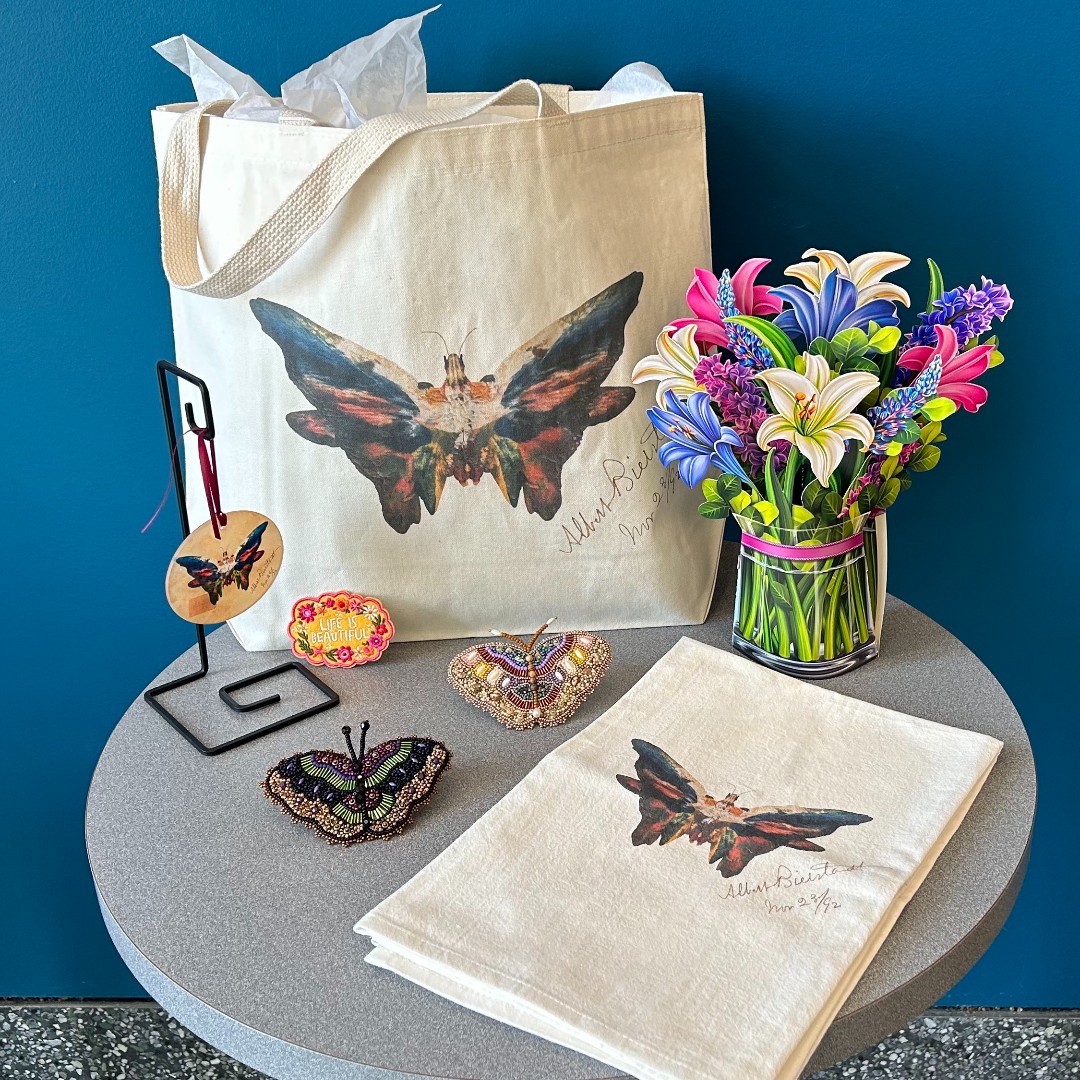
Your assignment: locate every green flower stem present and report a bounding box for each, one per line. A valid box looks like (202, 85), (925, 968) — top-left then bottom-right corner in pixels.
(839, 602), (854, 654)
(848, 561), (870, 643)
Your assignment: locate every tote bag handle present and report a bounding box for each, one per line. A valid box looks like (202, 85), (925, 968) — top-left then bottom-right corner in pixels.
(160, 80), (564, 300)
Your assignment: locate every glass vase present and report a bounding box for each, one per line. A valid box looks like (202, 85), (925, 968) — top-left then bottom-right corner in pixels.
(732, 514), (878, 679)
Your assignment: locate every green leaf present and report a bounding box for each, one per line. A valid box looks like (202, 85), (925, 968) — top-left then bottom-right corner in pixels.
(698, 500), (727, 519)
(840, 356), (881, 375)
(821, 490), (843, 521)
(908, 445), (942, 472)
(829, 328), (869, 366)
(730, 491), (753, 515)
(808, 336), (832, 362)
(726, 315), (800, 369)
(791, 505), (815, 526)
(752, 500), (780, 526)
(988, 348), (1005, 368)
(919, 420), (942, 444)
(920, 396), (958, 421)
(868, 325), (902, 354)
(701, 477), (719, 502)
(768, 580), (793, 609)
(879, 455), (900, 480)
(857, 484), (880, 514)
(885, 440), (904, 457)
(714, 473), (743, 502)
(879, 477), (902, 508)
(925, 258), (944, 313)
(802, 479), (826, 511)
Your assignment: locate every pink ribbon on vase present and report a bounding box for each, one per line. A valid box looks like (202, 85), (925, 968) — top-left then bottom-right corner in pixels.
(740, 531), (866, 561)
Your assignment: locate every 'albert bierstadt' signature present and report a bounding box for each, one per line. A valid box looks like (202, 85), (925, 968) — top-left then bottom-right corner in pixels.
(555, 425), (668, 554)
(718, 860), (866, 903)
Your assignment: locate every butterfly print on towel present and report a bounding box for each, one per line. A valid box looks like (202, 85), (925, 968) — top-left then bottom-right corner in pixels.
(617, 740), (872, 878)
(249, 272), (642, 533)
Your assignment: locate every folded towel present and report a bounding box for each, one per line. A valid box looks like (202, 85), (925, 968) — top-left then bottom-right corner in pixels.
(356, 638), (1001, 1080)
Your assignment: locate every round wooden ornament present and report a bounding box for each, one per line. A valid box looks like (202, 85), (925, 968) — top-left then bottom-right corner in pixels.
(165, 510), (283, 623)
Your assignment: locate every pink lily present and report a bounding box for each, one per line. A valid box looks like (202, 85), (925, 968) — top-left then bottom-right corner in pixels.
(670, 260), (783, 347)
(897, 324), (994, 413)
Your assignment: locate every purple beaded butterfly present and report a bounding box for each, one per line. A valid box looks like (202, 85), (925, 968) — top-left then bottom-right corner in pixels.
(262, 722), (449, 846)
(448, 619), (611, 731)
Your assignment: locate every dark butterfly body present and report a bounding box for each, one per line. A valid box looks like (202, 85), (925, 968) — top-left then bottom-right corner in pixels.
(617, 740), (871, 878)
(249, 272), (642, 533)
(175, 521), (268, 605)
(263, 728), (449, 845)
(449, 623), (611, 730)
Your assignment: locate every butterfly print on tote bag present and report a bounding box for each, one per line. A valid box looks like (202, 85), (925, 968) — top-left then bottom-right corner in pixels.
(250, 272), (642, 533)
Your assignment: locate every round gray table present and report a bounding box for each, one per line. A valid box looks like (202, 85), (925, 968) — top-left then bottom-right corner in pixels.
(86, 547), (1035, 1080)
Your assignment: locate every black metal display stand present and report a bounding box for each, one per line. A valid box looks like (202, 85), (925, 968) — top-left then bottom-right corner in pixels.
(144, 361), (338, 755)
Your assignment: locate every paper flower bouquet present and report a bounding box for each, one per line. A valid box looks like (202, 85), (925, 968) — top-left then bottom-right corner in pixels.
(634, 251), (1012, 677)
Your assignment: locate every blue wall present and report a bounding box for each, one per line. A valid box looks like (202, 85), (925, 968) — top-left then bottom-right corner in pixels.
(1, 0), (1074, 1003)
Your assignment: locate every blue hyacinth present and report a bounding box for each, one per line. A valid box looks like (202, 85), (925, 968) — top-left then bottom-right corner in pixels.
(866, 356), (942, 454)
(715, 270), (774, 370)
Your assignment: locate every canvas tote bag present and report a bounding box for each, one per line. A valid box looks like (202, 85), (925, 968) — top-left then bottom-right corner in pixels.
(153, 80), (720, 649)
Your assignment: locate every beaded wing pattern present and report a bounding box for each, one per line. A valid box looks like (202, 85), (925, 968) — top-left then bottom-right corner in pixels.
(262, 724), (449, 845)
(449, 622), (611, 730)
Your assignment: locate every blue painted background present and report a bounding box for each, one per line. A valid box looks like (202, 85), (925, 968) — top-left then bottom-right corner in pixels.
(1, 0), (1075, 1003)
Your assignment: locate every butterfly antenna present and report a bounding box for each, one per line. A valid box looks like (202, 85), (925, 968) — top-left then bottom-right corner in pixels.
(491, 629), (532, 651)
(343, 722), (370, 832)
(527, 616), (558, 650)
(421, 330), (451, 355)
(457, 327), (478, 353)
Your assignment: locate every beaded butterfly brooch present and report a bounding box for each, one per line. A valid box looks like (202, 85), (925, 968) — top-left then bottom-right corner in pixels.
(262, 722), (449, 845)
(448, 619), (611, 730)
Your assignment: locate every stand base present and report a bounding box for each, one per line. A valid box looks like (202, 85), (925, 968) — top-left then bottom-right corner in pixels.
(731, 631), (879, 680)
(145, 658), (338, 756)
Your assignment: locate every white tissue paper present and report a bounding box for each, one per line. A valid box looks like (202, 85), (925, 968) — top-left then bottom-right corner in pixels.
(154, 18), (677, 128)
(153, 7), (437, 128)
(587, 62), (675, 109)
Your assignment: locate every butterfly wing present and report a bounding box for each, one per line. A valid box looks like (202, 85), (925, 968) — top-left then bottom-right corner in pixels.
(486, 272), (642, 519)
(175, 556), (224, 605)
(714, 806), (873, 878)
(616, 739), (713, 846)
(358, 738), (450, 838)
(250, 299), (443, 533)
(262, 749), (368, 845)
(230, 521), (267, 590)
(262, 740), (450, 845)
(448, 632), (611, 730)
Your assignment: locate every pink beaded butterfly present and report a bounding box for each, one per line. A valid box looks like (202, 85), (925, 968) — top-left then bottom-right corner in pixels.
(448, 619), (611, 731)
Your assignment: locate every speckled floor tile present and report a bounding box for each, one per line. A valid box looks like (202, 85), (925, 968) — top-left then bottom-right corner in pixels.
(0, 1006), (1077, 1079)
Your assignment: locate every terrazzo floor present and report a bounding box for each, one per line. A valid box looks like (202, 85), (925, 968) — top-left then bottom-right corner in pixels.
(1, 1005), (1077, 1079)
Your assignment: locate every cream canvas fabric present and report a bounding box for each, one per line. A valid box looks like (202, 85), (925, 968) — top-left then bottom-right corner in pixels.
(152, 83), (719, 650)
(356, 638), (1001, 1080)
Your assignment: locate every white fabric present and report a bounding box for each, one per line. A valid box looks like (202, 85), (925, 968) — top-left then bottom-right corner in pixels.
(153, 85), (719, 649)
(356, 638), (1001, 1080)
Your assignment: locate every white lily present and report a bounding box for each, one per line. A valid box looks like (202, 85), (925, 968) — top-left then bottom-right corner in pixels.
(784, 249), (911, 307)
(632, 324), (704, 407)
(756, 352), (877, 484)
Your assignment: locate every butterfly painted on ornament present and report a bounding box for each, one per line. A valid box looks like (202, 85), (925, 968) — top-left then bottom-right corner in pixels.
(262, 722), (450, 846)
(617, 740), (872, 878)
(174, 520), (269, 605)
(249, 272), (642, 533)
(448, 619), (611, 731)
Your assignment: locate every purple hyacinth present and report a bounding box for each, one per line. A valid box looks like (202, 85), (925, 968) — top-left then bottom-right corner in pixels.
(844, 440), (920, 510)
(866, 357), (942, 454)
(907, 277), (1013, 350)
(715, 270), (774, 370)
(693, 352), (787, 472)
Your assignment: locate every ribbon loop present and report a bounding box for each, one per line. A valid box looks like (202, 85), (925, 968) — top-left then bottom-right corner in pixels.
(193, 425), (228, 540)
